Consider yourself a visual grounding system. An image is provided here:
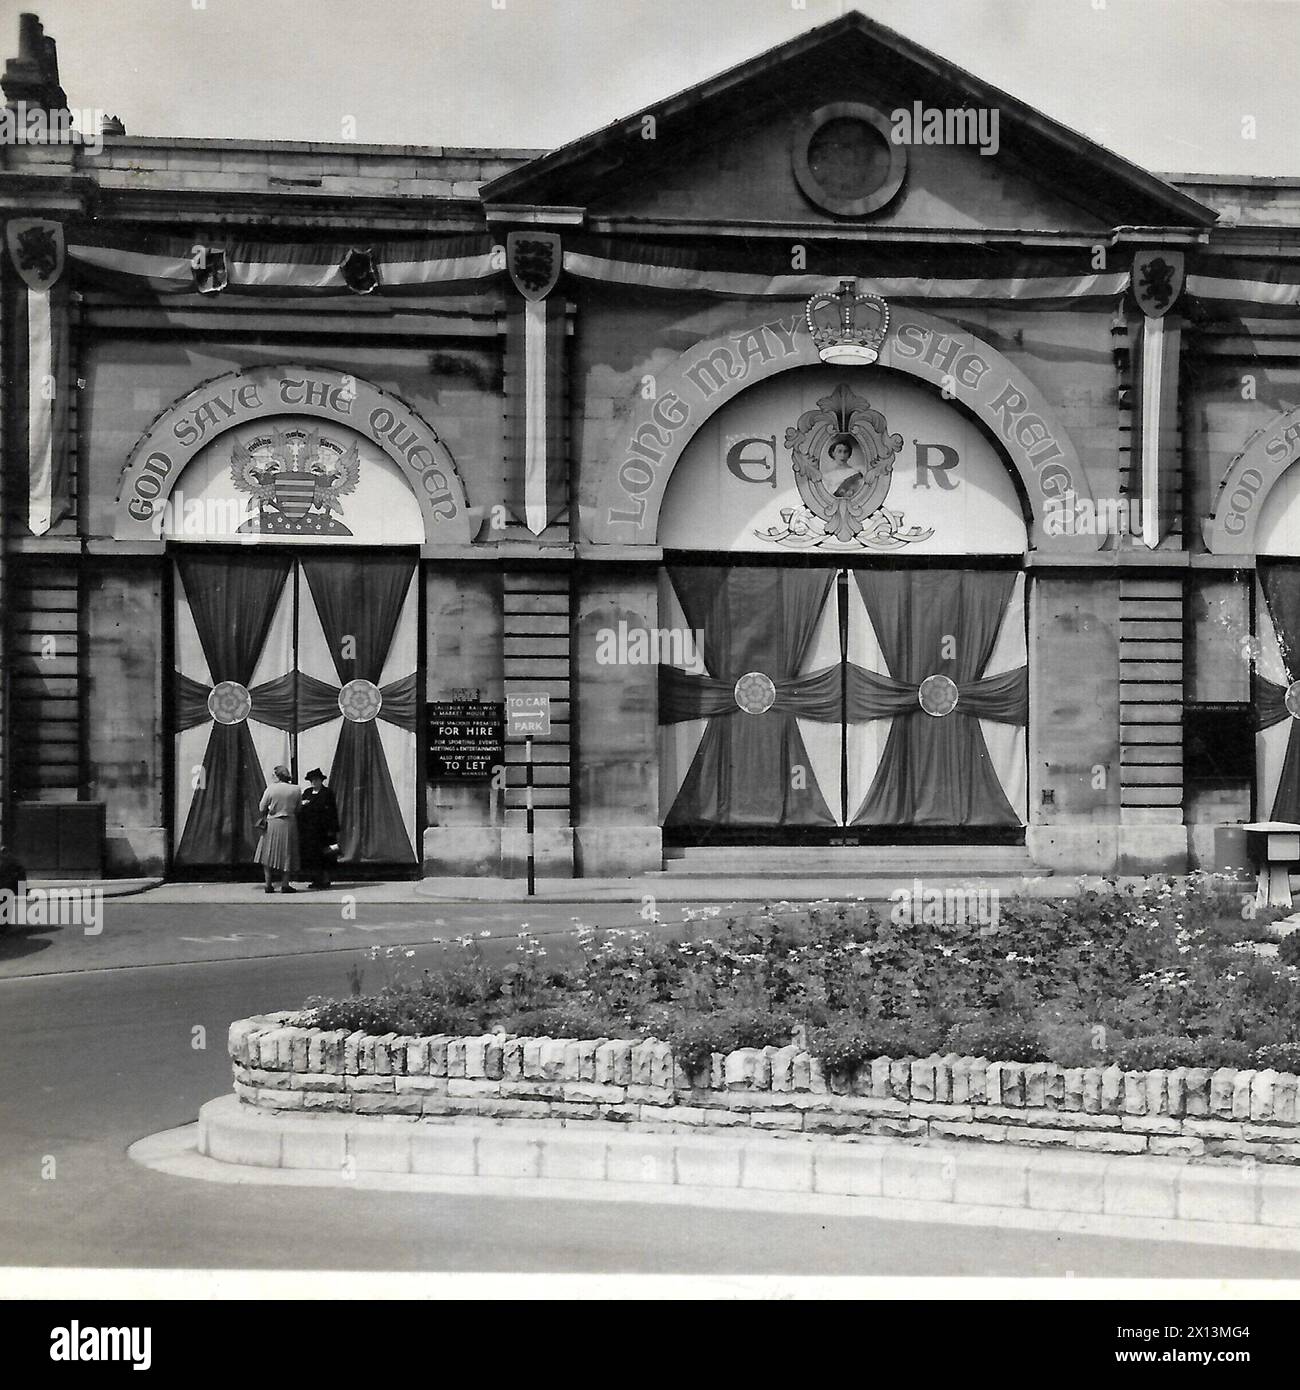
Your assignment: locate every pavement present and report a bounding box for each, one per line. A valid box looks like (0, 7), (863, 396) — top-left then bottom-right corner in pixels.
(411, 873), (1072, 902)
(22, 869), (1178, 907)
(0, 895), (732, 977)
(139, 1097), (1300, 1256)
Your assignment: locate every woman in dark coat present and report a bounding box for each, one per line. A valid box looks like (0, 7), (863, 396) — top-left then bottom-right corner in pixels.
(297, 768), (340, 890)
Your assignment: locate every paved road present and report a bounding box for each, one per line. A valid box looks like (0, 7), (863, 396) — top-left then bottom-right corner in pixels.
(0, 893), (752, 977)
(4, 908), (1300, 1277)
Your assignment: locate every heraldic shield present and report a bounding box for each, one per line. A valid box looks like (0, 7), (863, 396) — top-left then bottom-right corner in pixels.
(6, 218), (65, 291)
(172, 551), (419, 869)
(230, 425), (361, 536)
(1132, 249), (1185, 320)
(507, 230), (561, 302)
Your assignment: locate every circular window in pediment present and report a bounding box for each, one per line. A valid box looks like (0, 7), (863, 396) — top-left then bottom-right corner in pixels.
(793, 102), (905, 217)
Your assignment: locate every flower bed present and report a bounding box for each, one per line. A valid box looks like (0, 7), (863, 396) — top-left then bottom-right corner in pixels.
(300, 876), (1298, 1074)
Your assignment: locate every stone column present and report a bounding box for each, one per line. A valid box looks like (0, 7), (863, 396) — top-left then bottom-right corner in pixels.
(573, 563), (661, 875)
(1026, 571), (1123, 872)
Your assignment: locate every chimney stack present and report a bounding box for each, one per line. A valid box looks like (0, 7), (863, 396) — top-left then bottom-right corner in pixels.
(2, 13), (68, 113)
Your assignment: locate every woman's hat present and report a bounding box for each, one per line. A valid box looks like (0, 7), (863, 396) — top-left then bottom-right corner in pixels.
(304, 768), (327, 782)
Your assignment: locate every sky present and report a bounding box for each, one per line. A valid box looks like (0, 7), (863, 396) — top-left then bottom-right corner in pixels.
(3, 0), (1295, 176)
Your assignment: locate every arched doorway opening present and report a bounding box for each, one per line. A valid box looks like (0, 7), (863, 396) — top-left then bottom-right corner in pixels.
(165, 413), (423, 874)
(656, 365), (1030, 844)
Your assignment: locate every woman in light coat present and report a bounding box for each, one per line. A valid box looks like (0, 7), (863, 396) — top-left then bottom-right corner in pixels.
(255, 765), (301, 893)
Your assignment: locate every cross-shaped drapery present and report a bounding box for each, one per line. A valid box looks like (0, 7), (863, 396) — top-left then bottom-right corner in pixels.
(845, 570), (1027, 825)
(173, 553), (420, 865)
(294, 556), (418, 862)
(173, 552), (295, 865)
(659, 567), (841, 826)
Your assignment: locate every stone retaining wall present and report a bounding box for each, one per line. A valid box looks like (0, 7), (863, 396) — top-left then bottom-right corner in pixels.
(228, 1013), (1300, 1163)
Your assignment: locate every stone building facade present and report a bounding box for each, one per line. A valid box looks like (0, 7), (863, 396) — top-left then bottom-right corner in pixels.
(1, 12), (1297, 881)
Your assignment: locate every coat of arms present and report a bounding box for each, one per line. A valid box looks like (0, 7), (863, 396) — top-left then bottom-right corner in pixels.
(1132, 249), (1185, 320)
(6, 218), (64, 291)
(756, 383), (934, 550)
(507, 230), (561, 302)
(230, 426), (361, 535)
(340, 247), (379, 295)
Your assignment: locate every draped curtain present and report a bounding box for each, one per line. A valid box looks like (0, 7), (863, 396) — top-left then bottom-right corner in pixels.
(173, 552), (419, 868)
(846, 570), (1027, 826)
(299, 557), (418, 862)
(1257, 567), (1300, 821)
(656, 565), (1027, 833)
(173, 552), (294, 865)
(659, 567), (841, 826)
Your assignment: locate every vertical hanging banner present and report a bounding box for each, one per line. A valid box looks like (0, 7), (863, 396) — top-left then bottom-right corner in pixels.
(1132, 249), (1184, 550)
(6, 218), (69, 537)
(505, 231), (566, 535)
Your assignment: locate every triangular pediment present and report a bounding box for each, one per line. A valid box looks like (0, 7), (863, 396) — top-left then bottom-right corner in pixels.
(483, 12), (1214, 233)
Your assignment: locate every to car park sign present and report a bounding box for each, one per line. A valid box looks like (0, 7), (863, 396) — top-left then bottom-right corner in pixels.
(506, 693), (551, 738)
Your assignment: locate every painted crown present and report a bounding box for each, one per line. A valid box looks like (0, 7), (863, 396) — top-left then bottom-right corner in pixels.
(805, 280), (889, 366)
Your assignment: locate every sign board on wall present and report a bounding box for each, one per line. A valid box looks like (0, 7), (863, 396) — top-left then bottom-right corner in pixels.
(427, 700), (504, 779)
(506, 693), (551, 737)
(658, 369), (1029, 553)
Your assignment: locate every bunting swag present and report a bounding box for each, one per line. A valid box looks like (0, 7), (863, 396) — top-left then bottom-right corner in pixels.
(660, 567), (840, 827)
(846, 570), (1027, 826)
(1256, 568), (1300, 822)
(49, 228), (1300, 314)
(66, 232), (499, 297)
(563, 254), (1129, 302)
(173, 552), (295, 866)
(299, 557), (418, 863)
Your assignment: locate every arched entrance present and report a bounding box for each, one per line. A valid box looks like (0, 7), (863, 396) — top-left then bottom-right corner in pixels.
(655, 364), (1029, 842)
(171, 549), (420, 871)
(142, 382), (431, 873)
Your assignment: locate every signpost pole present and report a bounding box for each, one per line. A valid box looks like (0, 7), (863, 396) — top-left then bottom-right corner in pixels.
(505, 693), (548, 898)
(525, 734), (535, 897)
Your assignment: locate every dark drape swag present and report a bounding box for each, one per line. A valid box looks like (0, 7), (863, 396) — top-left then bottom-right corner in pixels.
(299, 557), (418, 862)
(660, 567), (840, 826)
(174, 552), (294, 865)
(1257, 568), (1300, 821)
(846, 570), (1026, 826)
